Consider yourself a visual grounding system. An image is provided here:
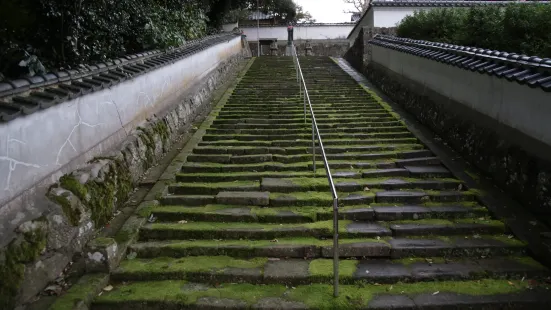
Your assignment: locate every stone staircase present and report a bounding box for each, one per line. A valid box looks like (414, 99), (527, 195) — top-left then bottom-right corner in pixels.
(92, 57), (551, 309)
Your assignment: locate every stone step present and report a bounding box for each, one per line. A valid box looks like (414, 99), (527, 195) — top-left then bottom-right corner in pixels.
(149, 204), (488, 223)
(179, 157), (429, 174)
(205, 126), (408, 135)
(211, 116), (397, 124)
(202, 131), (415, 141)
(198, 137), (419, 148)
(93, 279), (551, 309)
(186, 149), (429, 165)
(266, 190), (476, 208)
(139, 219), (505, 241)
(128, 236), (526, 259)
(211, 121), (402, 130)
(257, 177), (462, 194)
(191, 144), (422, 156)
(111, 256), (548, 285)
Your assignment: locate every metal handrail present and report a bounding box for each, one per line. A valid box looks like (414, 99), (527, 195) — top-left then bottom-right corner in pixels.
(290, 44), (340, 297)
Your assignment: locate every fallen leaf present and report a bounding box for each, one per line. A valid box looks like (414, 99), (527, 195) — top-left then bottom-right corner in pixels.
(178, 220), (188, 224)
(364, 187), (370, 191)
(508, 281), (514, 285)
(365, 270), (370, 274)
(432, 291), (440, 295)
(271, 239), (279, 243)
(103, 285), (114, 292)
(376, 236), (381, 240)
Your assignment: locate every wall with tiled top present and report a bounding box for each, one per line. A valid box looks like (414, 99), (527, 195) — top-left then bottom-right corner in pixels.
(0, 35), (243, 243)
(345, 32), (551, 221)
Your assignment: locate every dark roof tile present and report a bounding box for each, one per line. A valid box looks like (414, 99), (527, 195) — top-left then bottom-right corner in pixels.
(11, 97), (41, 113)
(0, 101), (22, 122)
(369, 34), (551, 91)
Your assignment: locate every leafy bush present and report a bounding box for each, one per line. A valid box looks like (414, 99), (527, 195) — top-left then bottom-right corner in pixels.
(396, 4), (551, 57)
(0, 0), (211, 81)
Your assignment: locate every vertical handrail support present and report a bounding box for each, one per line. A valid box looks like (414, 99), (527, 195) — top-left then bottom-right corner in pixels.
(290, 44), (340, 298)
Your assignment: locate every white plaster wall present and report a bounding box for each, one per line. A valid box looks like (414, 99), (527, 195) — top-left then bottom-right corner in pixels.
(348, 10), (375, 43)
(373, 7), (431, 28)
(223, 22), (239, 32)
(0, 36), (243, 206)
(370, 45), (551, 147)
(242, 25), (353, 41)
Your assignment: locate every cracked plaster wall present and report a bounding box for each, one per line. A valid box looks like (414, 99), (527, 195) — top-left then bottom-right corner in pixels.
(0, 36), (243, 246)
(360, 42), (551, 220)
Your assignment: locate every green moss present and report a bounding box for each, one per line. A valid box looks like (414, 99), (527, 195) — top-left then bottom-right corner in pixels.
(511, 256), (546, 269)
(148, 237), (388, 251)
(0, 223), (48, 309)
(152, 119), (170, 150)
(309, 259), (359, 279)
(393, 257), (448, 266)
(89, 237), (116, 248)
(58, 159), (133, 228)
(119, 256), (267, 274)
(148, 220), (349, 233)
(47, 189), (81, 226)
(174, 180), (259, 189)
(95, 279), (529, 309)
(59, 174), (88, 201)
(49, 274), (107, 310)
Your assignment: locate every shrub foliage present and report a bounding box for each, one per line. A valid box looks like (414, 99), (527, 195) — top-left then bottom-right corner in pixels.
(396, 4), (551, 57)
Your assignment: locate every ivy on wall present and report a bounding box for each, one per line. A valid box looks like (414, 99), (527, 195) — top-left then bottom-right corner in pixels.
(396, 3), (551, 57)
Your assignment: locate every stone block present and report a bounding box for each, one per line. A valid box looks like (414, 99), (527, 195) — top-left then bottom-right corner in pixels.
(216, 191), (270, 206)
(84, 237), (120, 273)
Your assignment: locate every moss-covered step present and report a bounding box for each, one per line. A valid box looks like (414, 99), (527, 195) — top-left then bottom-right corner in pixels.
(145, 204), (488, 224)
(168, 181), (261, 195)
(147, 205), (326, 223)
(128, 238), (390, 259)
(185, 150), (429, 165)
(267, 189), (478, 208)
(374, 190), (478, 203)
(388, 218), (506, 236)
(269, 191), (373, 207)
(260, 177), (462, 193)
(198, 137), (419, 147)
(205, 126), (407, 135)
(201, 131), (414, 141)
(181, 162), (311, 173)
(138, 220), (400, 240)
(110, 256), (549, 285)
(92, 279), (551, 310)
(128, 235), (525, 260)
(211, 116), (398, 125)
(212, 120), (402, 130)
(370, 204), (488, 221)
(191, 144), (423, 156)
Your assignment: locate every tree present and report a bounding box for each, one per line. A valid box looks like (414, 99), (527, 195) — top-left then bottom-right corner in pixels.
(343, 0), (370, 13)
(296, 5), (316, 23)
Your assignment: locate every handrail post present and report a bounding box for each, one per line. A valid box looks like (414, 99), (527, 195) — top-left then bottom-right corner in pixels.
(332, 197), (339, 297)
(312, 122), (316, 174)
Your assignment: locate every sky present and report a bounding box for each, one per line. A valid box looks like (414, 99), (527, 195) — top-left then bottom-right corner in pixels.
(294, 0), (358, 23)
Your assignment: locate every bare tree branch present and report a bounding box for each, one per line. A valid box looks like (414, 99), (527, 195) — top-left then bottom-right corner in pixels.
(342, 0), (371, 13)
